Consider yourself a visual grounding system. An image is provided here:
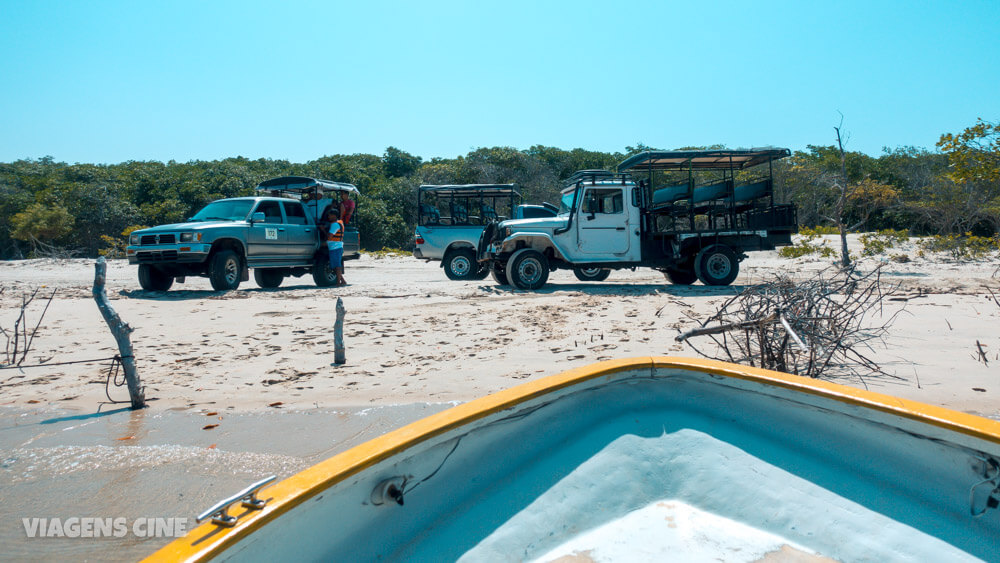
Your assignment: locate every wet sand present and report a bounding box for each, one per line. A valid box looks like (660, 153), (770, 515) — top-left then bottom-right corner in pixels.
(1, 236), (999, 559)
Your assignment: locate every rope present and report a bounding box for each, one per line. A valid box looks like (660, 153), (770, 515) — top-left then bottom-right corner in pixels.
(0, 356), (127, 370)
(105, 355), (130, 404)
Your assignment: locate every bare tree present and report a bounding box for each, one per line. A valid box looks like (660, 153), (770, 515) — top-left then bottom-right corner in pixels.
(833, 114), (852, 268)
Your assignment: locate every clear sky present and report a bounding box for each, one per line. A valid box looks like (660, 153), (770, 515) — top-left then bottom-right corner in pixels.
(1, 0), (998, 164)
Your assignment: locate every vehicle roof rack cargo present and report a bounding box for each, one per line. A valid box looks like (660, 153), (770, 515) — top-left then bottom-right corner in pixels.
(256, 176), (360, 195)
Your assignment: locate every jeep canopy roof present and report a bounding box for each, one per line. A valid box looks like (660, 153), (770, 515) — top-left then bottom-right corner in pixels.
(256, 176), (360, 195)
(418, 184), (520, 197)
(617, 148), (791, 172)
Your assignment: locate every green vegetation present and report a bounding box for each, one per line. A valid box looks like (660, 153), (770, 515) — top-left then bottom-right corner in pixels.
(859, 229), (910, 256)
(917, 233), (1000, 261)
(2, 119), (999, 259)
(778, 227), (836, 259)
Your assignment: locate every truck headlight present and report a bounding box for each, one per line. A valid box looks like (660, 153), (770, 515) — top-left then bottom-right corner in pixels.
(130, 234), (140, 245)
(180, 232), (194, 242)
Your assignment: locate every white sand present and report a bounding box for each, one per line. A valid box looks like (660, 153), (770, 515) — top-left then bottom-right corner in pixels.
(1, 234), (998, 419)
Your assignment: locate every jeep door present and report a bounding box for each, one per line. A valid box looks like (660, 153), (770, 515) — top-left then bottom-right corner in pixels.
(576, 187), (630, 256)
(247, 200), (288, 262)
(281, 201), (317, 260)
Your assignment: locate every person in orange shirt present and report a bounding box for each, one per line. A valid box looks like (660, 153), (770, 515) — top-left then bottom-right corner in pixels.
(320, 204), (347, 286)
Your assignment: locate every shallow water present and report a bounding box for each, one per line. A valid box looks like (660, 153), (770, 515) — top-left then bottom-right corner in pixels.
(0, 403), (454, 561)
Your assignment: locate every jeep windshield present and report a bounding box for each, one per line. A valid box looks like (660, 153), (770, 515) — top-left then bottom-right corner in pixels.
(558, 188), (578, 215)
(191, 200), (254, 222)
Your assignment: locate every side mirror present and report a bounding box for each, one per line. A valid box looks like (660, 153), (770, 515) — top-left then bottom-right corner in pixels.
(250, 212), (266, 224)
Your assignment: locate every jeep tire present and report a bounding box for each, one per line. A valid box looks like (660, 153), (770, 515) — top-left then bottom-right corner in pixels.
(573, 267), (611, 282)
(209, 250), (242, 291)
(444, 249), (477, 280)
(138, 264), (174, 291)
(254, 268), (284, 289)
(490, 261), (509, 285)
(695, 244), (739, 286)
(508, 248), (549, 290)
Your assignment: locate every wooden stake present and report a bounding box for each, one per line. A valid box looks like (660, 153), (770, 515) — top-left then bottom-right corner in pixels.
(93, 258), (145, 409)
(334, 297), (346, 365)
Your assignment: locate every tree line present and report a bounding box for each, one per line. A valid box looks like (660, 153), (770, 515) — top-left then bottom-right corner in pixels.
(1, 120), (997, 259)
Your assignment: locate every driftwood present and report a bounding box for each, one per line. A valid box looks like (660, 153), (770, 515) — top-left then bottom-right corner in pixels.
(334, 297), (346, 365)
(93, 257), (145, 408)
(678, 265), (902, 383)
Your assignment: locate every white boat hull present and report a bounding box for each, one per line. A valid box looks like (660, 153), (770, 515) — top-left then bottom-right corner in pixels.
(148, 358), (1000, 562)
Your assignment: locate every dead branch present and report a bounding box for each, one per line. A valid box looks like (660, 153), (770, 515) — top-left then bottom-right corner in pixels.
(677, 265), (902, 380)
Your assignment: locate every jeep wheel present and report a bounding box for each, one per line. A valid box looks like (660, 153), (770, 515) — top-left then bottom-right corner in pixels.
(254, 269), (284, 289)
(573, 267), (611, 282)
(695, 244), (739, 286)
(138, 264), (173, 291)
(209, 250), (242, 291)
(312, 260), (338, 287)
(444, 249), (477, 280)
(490, 261), (509, 285)
(508, 248), (549, 290)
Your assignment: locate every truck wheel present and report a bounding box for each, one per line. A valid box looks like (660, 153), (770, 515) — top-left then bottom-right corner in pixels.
(663, 267), (697, 285)
(312, 261), (338, 287)
(209, 250), (242, 291)
(490, 261), (509, 285)
(138, 264), (173, 291)
(573, 267), (611, 282)
(508, 248), (549, 290)
(695, 245), (739, 286)
(254, 269), (284, 289)
(444, 249), (477, 280)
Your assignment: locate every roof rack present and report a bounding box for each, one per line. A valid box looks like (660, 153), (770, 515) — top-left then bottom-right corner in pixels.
(617, 148), (791, 172)
(564, 170), (631, 185)
(256, 176), (360, 195)
(418, 184), (520, 197)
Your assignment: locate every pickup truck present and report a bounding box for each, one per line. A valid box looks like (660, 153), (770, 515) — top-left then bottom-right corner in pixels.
(477, 148), (797, 289)
(412, 184), (557, 280)
(126, 176), (360, 291)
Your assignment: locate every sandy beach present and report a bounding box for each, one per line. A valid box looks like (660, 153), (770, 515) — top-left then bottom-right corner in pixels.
(1, 235), (999, 559)
(2, 235), (999, 416)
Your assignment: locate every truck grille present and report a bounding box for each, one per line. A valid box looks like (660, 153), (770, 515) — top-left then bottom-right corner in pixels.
(136, 250), (179, 262)
(140, 234), (176, 245)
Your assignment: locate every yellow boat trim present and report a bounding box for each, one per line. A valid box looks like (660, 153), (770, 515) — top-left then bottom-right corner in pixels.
(146, 356), (1000, 562)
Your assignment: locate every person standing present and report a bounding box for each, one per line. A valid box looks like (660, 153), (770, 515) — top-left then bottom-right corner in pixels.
(339, 191), (355, 225)
(320, 204), (347, 286)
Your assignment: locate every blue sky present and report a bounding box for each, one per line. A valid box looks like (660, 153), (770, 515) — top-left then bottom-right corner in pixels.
(1, 0), (998, 164)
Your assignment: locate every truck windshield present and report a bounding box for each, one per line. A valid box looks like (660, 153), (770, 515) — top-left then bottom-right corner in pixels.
(559, 188), (577, 215)
(191, 200), (254, 222)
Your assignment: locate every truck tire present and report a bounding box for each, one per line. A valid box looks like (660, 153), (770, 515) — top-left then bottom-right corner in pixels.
(573, 267), (611, 282)
(138, 264), (173, 291)
(695, 244), (739, 286)
(209, 250), (242, 291)
(663, 267), (697, 285)
(254, 268), (284, 289)
(444, 249), (477, 280)
(312, 260), (338, 287)
(490, 261), (509, 285)
(508, 248), (549, 290)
